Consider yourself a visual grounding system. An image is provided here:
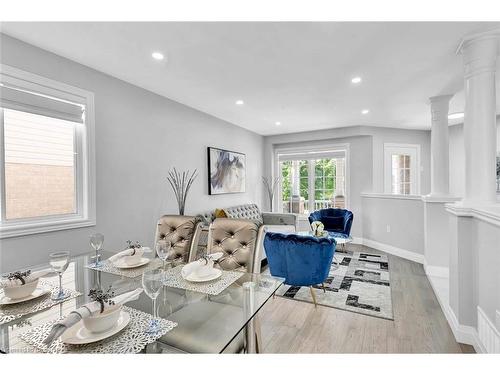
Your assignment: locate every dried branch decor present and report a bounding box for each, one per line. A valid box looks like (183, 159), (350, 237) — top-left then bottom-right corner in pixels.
(262, 176), (280, 211)
(88, 286), (116, 313)
(4, 270), (32, 285)
(167, 168), (197, 215)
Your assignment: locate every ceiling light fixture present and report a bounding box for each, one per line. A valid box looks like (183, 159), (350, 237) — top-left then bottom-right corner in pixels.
(275, 122), (281, 126)
(361, 109), (370, 115)
(235, 100), (244, 105)
(152, 52), (164, 60)
(351, 77), (362, 84)
(448, 112), (464, 120)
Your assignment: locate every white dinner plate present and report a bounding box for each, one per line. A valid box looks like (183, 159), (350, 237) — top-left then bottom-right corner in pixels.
(61, 311), (130, 345)
(112, 257), (150, 269)
(182, 268), (223, 283)
(0, 286), (51, 305)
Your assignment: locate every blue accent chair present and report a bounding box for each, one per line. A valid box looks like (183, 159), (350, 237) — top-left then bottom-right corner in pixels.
(308, 208), (354, 238)
(263, 232), (336, 307)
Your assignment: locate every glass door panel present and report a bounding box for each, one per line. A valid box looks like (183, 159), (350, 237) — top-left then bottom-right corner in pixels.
(279, 156), (346, 215)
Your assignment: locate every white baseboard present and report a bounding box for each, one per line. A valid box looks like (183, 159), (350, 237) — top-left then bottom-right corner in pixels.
(423, 262), (449, 279)
(478, 306), (500, 353)
(426, 270), (487, 353)
(355, 236), (498, 353)
(359, 238), (424, 264)
(446, 305), (485, 352)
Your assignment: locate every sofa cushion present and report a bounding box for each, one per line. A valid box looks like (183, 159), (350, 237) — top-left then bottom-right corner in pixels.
(223, 203), (263, 225)
(322, 215), (345, 231)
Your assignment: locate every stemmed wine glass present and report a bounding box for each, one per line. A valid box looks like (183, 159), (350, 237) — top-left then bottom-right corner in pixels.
(156, 240), (172, 270)
(49, 251), (70, 301)
(90, 233), (104, 267)
(142, 269), (164, 334)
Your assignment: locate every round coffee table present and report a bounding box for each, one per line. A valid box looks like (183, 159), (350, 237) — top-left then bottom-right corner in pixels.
(296, 231), (352, 250)
(328, 234), (353, 251)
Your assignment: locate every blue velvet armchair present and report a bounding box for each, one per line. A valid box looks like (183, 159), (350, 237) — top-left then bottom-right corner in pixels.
(308, 208), (353, 238)
(263, 232), (336, 307)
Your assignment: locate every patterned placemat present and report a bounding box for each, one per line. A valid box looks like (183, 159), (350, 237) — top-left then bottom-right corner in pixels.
(163, 265), (244, 296)
(19, 306), (177, 354)
(0, 280), (81, 325)
(85, 258), (162, 278)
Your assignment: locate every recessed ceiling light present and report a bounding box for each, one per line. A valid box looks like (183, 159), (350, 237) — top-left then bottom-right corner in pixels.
(361, 109), (370, 115)
(152, 52), (164, 60)
(448, 112), (464, 120)
(351, 77), (362, 84)
(235, 100), (244, 105)
(275, 122), (281, 126)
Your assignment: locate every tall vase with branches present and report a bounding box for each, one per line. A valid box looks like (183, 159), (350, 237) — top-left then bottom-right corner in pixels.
(262, 176), (280, 212)
(167, 168), (197, 215)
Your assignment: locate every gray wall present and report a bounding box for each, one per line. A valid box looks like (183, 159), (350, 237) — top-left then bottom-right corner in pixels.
(361, 196), (424, 256)
(264, 125), (430, 251)
(0, 34), (264, 271)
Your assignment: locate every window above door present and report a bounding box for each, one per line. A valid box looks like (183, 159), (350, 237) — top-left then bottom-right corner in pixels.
(383, 143), (420, 196)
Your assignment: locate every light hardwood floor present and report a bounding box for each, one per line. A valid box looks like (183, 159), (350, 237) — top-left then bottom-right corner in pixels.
(259, 244), (475, 353)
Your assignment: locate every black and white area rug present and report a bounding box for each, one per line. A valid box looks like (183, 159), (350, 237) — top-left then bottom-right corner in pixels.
(275, 248), (394, 320)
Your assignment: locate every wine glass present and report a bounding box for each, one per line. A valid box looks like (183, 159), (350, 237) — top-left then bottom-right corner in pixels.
(156, 240), (172, 270)
(90, 233), (104, 267)
(142, 269), (163, 334)
(49, 251), (70, 301)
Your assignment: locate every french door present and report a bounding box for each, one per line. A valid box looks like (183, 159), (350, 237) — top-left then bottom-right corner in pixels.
(277, 148), (347, 216)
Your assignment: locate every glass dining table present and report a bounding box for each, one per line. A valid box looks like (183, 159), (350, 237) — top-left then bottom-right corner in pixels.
(0, 250), (284, 354)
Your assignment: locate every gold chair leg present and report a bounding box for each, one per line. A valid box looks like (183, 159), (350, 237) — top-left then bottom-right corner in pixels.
(309, 286), (317, 307)
(321, 282), (326, 293)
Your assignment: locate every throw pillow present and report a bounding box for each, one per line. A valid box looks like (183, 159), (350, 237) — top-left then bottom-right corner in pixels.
(214, 208), (227, 218)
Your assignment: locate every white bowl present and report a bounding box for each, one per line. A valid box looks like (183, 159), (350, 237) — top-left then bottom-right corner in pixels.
(3, 279), (39, 300)
(82, 305), (122, 333)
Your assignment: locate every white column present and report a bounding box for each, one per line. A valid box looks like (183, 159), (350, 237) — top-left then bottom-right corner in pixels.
(459, 34), (499, 203)
(428, 95), (453, 197)
(291, 160), (300, 196)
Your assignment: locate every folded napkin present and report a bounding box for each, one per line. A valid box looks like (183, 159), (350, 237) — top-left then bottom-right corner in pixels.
(108, 247), (149, 263)
(43, 288), (143, 346)
(1, 269), (52, 288)
(181, 252), (223, 279)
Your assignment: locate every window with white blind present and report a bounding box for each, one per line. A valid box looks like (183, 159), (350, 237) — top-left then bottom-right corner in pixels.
(383, 143), (420, 195)
(0, 65), (95, 238)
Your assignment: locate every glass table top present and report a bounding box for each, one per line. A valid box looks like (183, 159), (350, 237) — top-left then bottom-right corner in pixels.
(0, 251), (284, 354)
(296, 231), (353, 244)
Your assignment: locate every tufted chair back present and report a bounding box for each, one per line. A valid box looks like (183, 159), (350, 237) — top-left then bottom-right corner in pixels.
(208, 218), (261, 273)
(154, 215), (201, 264)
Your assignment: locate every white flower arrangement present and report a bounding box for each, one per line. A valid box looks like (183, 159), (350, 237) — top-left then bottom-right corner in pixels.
(311, 221), (325, 237)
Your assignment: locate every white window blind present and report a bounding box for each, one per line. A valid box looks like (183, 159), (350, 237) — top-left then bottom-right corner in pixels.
(278, 149), (346, 161)
(0, 84), (84, 123)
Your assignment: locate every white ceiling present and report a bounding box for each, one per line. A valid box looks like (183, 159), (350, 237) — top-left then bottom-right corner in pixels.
(1, 22), (500, 136)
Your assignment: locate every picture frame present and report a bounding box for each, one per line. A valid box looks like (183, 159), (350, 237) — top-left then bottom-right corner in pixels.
(207, 147), (246, 195)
